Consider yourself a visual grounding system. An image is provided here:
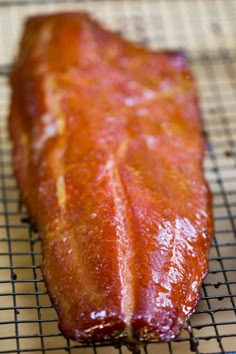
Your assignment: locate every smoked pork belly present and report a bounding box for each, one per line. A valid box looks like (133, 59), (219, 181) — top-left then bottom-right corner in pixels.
(9, 12), (213, 344)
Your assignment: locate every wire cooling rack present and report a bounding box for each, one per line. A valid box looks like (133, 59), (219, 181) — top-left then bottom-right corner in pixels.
(0, 1), (236, 353)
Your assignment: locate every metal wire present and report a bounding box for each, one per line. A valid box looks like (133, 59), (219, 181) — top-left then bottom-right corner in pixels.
(0, 1), (236, 353)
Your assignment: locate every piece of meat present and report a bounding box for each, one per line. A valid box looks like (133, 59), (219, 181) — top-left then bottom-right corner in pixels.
(9, 12), (213, 344)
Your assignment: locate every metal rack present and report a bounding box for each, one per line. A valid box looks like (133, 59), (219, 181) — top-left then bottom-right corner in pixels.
(0, 1), (236, 353)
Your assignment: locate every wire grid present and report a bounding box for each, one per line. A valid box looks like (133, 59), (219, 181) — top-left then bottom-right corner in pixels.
(0, 0), (236, 353)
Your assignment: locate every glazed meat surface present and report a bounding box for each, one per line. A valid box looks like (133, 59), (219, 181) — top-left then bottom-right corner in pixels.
(9, 13), (213, 344)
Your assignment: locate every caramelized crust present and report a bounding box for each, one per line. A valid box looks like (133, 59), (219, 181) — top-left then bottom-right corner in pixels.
(9, 13), (213, 344)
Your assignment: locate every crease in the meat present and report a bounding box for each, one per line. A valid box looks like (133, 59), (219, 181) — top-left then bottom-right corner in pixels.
(105, 152), (134, 333)
(42, 77), (67, 209)
(54, 135), (66, 209)
(56, 175), (66, 206)
(33, 76), (66, 163)
(34, 114), (58, 153)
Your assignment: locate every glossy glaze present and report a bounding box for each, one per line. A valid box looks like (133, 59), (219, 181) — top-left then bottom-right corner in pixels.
(9, 13), (213, 344)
